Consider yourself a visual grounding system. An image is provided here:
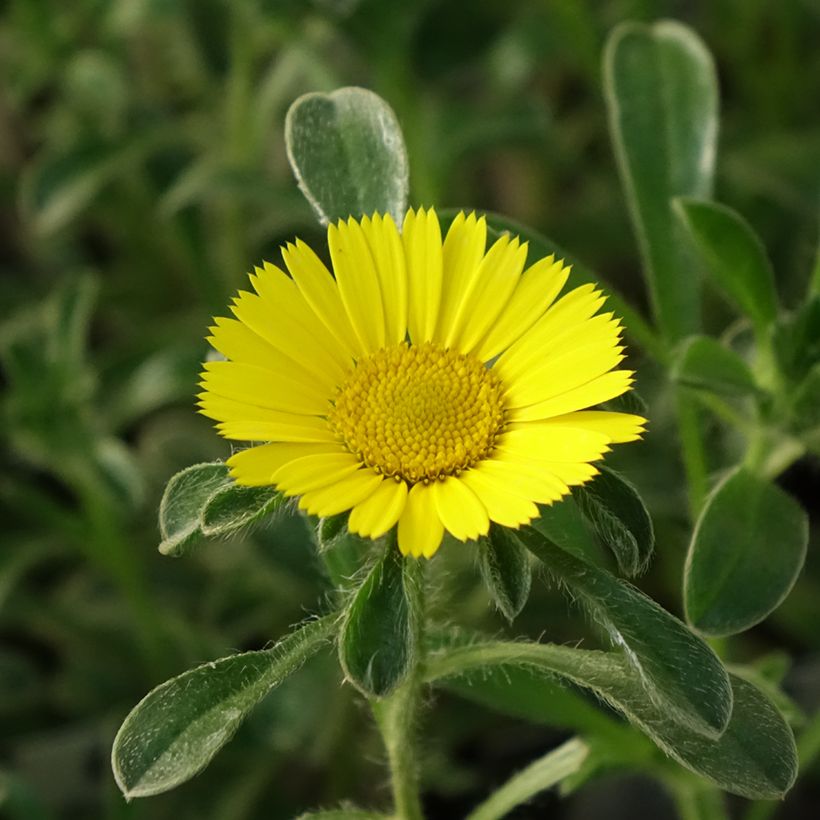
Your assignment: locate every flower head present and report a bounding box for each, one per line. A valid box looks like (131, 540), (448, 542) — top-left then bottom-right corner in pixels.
(199, 209), (645, 557)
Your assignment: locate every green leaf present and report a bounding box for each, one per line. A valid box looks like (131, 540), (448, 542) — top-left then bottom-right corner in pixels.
(519, 529), (732, 738)
(157, 462), (231, 556)
(674, 198), (778, 333)
(684, 468), (808, 637)
(199, 483), (282, 537)
(339, 540), (420, 697)
(573, 467), (654, 577)
(466, 737), (589, 820)
(314, 515), (371, 591)
(158, 463), (284, 554)
(477, 525), (532, 622)
(111, 616), (335, 799)
(437, 648), (631, 741)
(672, 335), (758, 396)
(604, 21), (718, 342)
(425, 641), (797, 799)
(532, 497), (611, 569)
(285, 87), (409, 226)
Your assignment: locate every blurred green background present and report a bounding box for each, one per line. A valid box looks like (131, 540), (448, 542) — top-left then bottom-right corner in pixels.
(1, 1), (819, 818)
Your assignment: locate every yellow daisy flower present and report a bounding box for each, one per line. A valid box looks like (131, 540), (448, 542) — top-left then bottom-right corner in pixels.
(199, 209), (645, 558)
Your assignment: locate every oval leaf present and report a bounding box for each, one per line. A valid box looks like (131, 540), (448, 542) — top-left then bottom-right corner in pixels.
(200, 483), (282, 537)
(339, 541), (420, 697)
(604, 21), (718, 342)
(573, 467), (655, 577)
(158, 462), (231, 556)
(672, 335), (758, 396)
(478, 525), (532, 622)
(112, 616), (334, 798)
(519, 529), (732, 738)
(675, 198), (778, 332)
(426, 640), (797, 800)
(685, 468), (808, 636)
(285, 87), (409, 226)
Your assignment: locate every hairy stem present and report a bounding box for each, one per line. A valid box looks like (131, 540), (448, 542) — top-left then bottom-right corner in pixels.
(372, 556), (425, 820)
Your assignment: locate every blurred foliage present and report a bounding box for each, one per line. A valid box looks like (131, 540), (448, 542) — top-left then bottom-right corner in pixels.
(1, 0), (819, 818)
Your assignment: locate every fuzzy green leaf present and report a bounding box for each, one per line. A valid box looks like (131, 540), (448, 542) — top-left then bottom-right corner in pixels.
(112, 616), (335, 798)
(478, 525), (532, 622)
(425, 640), (797, 799)
(439, 653), (631, 742)
(199, 483), (282, 537)
(685, 468), (808, 637)
(532, 497), (611, 568)
(573, 467), (654, 577)
(339, 541), (420, 697)
(519, 529), (732, 738)
(285, 87), (409, 226)
(604, 21), (718, 342)
(675, 198), (778, 332)
(158, 462), (231, 556)
(672, 335), (758, 396)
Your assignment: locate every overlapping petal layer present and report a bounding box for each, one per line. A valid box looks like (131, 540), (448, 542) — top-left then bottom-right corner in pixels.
(200, 209), (645, 558)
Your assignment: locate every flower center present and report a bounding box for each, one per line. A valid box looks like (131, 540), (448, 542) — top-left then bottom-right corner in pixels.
(328, 341), (506, 484)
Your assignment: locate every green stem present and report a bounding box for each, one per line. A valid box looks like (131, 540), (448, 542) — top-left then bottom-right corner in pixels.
(666, 777), (729, 820)
(372, 556), (425, 820)
(466, 737), (589, 820)
(373, 677), (425, 820)
(675, 392), (710, 519)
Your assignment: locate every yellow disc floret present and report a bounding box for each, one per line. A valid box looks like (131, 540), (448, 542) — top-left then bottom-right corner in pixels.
(328, 341), (506, 484)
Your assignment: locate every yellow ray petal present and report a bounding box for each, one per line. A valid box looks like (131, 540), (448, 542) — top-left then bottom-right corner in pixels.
(495, 313), (623, 385)
(435, 211), (487, 342)
(362, 213), (407, 345)
(207, 317), (334, 395)
(198, 393), (306, 424)
(505, 343), (626, 409)
(328, 217), (387, 355)
(230, 286), (348, 384)
(447, 236), (528, 354)
(298, 469), (384, 517)
(495, 285), (608, 383)
(348, 478), (408, 538)
(215, 418), (334, 443)
(273, 452), (362, 495)
(227, 442), (340, 486)
(459, 468), (539, 528)
(429, 476), (490, 542)
(475, 459), (568, 505)
(404, 208), (443, 343)
(200, 361), (329, 415)
(533, 410), (647, 443)
(510, 370), (635, 422)
(497, 425), (612, 463)
(397, 482), (445, 558)
(475, 256), (570, 361)
(281, 239), (359, 358)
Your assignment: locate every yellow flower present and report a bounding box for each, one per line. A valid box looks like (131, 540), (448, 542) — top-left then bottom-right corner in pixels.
(199, 209), (645, 558)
